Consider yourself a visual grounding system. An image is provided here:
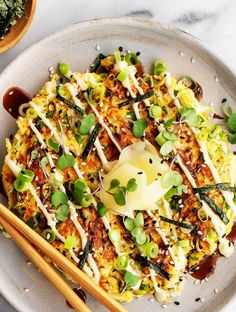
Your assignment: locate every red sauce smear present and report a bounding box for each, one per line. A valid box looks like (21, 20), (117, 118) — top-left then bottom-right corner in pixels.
(192, 222), (236, 280)
(66, 288), (87, 309)
(3, 87), (30, 119)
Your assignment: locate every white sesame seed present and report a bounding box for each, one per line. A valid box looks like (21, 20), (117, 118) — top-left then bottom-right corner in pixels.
(99, 247), (103, 251)
(162, 304), (167, 309)
(81, 162), (86, 166)
(214, 76), (219, 82)
(201, 280), (205, 285)
(79, 251), (83, 255)
(95, 44), (100, 51)
(104, 106), (108, 111)
(99, 102), (103, 108)
(197, 231), (203, 235)
(149, 298), (155, 302)
(165, 250), (169, 255)
(24, 288), (29, 293)
(214, 288), (219, 294)
(186, 161), (190, 165)
(200, 297), (205, 302)
(179, 204), (184, 208)
(187, 131), (191, 135)
(178, 199), (182, 204)
(178, 129), (181, 135)
(179, 51), (184, 57)
(92, 147), (96, 151)
(121, 127), (126, 133)
(204, 277), (208, 282)
(92, 247), (95, 252)
(202, 237), (207, 241)
(26, 260), (32, 266)
(81, 171), (85, 175)
(194, 280), (200, 285)
(9, 91), (14, 95)
(191, 57), (195, 63)
(126, 91), (130, 97)
(8, 108), (12, 112)
(170, 261), (174, 265)
(35, 176), (39, 181)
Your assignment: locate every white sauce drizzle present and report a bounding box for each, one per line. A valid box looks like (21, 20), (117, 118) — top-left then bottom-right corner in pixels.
(28, 119), (99, 280)
(192, 128), (236, 212)
(64, 83), (84, 109)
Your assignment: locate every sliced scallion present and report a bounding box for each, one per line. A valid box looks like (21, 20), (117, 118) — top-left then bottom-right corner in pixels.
(42, 229), (56, 243)
(64, 235), (76, 250)
(114, 254), (129, 270)
(125, 52), (138, 66)
(153, 60), (167, 75)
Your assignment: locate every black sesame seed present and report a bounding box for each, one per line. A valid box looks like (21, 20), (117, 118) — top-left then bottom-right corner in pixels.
(180, 136), (185, 139)
(174, 301), (180, 306)
(58, 109), (62, 114)
(195, 298), (201, 302)
(59, 77), (64, 83)
(9, 134), (14, 140)
(222, 233), (226, 238)
(45, 148), (49, 153)
(119, 46), (123, 52)
(221, 98), (227, 103)
(74, 122), (79, 128)
(137, 172), (143, 174)
(161, 160), (165, 164)
(136, 51), (141, 56)
(70, 75), (73, 79)
(157, 173), (162, 176)
(149, 158), (153, 164)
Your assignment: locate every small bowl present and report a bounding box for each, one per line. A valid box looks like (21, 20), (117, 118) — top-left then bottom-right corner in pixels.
(0, 0), (36, 54)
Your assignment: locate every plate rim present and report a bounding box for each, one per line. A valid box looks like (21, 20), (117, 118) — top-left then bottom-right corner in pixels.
(0, 16), (236, 312)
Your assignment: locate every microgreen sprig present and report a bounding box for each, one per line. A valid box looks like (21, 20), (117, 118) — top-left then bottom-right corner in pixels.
(107, 178), (138, 206)
(132, 119), (148, 138)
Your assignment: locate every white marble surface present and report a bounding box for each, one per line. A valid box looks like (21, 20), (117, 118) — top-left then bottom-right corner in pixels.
(0, 0), (235, 311)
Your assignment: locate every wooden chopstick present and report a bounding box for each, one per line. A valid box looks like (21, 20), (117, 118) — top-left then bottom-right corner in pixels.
(0, 203), (127, 312)
(0, 215), (91, 312)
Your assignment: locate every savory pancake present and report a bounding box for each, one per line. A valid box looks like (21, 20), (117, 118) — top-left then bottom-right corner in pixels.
(2, 51), (236, 303)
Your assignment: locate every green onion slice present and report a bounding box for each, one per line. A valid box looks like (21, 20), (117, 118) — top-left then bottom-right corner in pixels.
(42, 229), (56, 243)
(125, 52), (138, 66)
(64, 235), (76, 250)
(153, 60), (167, 75)
(114, 50), (121, 63)
(114, 254), (129, 270)
(149, 105), (162, 119)
(109, 229), (121, 243)
(144, 242), (159, 258)
(117, 68), (129, 83)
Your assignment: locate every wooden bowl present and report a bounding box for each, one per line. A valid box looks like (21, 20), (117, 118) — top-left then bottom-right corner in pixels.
(0, 0), (36, 54)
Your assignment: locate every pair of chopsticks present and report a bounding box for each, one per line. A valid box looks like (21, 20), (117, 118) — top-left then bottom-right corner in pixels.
(0, 203), (127, 312)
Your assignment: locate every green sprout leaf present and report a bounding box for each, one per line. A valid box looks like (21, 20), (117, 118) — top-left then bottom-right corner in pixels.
(179, 107), (202, 127)
(162, 171), (183, 189)
(127, 178), (138, 192)
(79, 113), (96, 135)
(228, 113), (236, 132)
(134, 213), (144, 227)
(124, 217), (135, 231)
(114, 187), (126, 206)
(228, 133), (236, 144)
(56, 153), (75, 170)
(51, 191), (68, 207)
(133, 119), (148, 138)
(97, 202), (108, 217)
(47, 138), (60, 153)
(55, 204), (70, 221)
(124, 271), (140, 288)
(164, 118), (174, 128)
(160, 140), (175, 156)
(109, 179), (120, 191)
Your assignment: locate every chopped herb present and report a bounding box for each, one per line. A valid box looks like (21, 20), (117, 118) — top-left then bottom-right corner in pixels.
(136, 255), (170, 280)
(126, 178), (138, 192)
(164, 118), (174, 128)
(78, 240), (91, 269)
(81, 123), (102, 159)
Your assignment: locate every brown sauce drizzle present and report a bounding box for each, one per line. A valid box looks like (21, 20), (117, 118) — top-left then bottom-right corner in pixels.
(3, 87), (30, 119)
(192, 222), (236, 280)
(66, 288), (87, 309)
(191, 253), (220, 280)
(227, 222), (236, 242)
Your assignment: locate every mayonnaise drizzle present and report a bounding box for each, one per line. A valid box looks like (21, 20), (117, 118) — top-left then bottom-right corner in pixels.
(192, 128), (236, 212)
(28, 119), (99, 280)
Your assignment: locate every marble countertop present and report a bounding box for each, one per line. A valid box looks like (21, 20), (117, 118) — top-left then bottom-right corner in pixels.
(0, 0), (235, 311)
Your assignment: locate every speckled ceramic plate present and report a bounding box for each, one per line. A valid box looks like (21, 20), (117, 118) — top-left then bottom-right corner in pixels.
(0, 17), (236, 312)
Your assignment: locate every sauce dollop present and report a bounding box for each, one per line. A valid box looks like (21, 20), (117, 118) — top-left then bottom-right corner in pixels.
(3, 87), (30, 119)
(191, 253), (220, 280)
